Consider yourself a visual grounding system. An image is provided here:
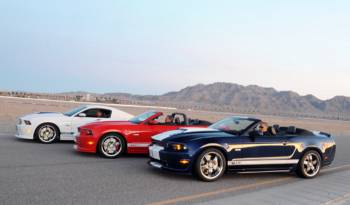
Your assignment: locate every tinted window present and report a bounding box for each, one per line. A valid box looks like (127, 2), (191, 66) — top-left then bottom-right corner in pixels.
(80, 109), (111, 118)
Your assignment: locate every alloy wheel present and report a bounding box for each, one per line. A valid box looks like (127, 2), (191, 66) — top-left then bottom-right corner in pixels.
(38, 125), (57, 143)
(302, 152), (321, 177)
(199, 151), (224, 180)
(101, 136), (122, 157)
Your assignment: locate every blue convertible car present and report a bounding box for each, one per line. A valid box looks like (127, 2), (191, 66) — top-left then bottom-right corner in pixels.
(148, 116), (336, 181)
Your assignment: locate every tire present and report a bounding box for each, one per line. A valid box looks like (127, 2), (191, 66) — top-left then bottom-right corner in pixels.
(35, 123), (59, 144)
(296, 150), (322, 178)
(194, 148), (226, 182)
(98, 133), (126, 158)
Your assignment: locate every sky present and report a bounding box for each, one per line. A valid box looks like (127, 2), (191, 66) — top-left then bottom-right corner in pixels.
(0, 0), (349, 100)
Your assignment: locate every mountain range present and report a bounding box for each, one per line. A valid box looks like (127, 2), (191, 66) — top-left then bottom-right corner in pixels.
(49, 82), (350, 120)
(102, 82), (350, 120)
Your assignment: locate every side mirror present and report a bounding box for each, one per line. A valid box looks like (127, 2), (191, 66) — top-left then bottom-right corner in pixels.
(77, 113), (86, 117)
(148, 120), (158, 125)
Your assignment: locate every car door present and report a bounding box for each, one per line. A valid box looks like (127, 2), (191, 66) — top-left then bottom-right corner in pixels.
(249, 134), (295, 158)
(228, 134), (296, 167)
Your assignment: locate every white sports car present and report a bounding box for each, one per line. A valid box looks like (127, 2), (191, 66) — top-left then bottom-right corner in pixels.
(15, 105), (134, 143)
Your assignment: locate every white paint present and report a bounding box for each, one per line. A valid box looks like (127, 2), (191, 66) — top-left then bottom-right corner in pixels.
(149, 161), (162, 169)
(15, 105), (134, 141)
(149, 144), (164, 160)
(127, 143), (150, 148)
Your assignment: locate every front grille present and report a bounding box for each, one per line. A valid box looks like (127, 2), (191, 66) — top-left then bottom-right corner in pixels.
(152, 140), (166, 147)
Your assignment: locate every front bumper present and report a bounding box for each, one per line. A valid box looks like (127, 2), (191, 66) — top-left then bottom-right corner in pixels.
(148, 144), (193, 173)
(74, 135), (98, 153)
(15, 124), (34, 140)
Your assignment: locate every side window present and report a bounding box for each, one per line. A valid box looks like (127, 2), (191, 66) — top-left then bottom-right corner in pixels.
(80, 109), (112, 118)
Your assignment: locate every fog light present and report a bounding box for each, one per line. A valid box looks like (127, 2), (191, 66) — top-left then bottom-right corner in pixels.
(87, 141), (94, 145)
(179, 159), (190, 165)
(25, 128), (32, 135)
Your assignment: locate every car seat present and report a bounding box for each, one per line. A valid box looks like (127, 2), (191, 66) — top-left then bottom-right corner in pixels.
(287, 126), (297, 134)
(273, 124), (280, 133)
(174, 117), (181, 125)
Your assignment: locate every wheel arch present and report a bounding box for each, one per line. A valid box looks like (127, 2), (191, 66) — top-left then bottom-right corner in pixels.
(301, 146), (324, 162)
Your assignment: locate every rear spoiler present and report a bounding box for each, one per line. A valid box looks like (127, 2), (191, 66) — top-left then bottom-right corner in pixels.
(313, 131), (331, 137)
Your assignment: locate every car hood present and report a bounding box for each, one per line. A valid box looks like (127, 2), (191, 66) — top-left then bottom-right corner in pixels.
(20, 112), (66, 120)
(152, 128), (225, 143)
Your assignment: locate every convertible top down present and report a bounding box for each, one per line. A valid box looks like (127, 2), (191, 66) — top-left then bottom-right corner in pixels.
(149, 116), (336, 181)
(75, 110), (211, 158)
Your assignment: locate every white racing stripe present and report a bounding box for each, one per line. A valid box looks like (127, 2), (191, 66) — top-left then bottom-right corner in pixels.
(228, 159), (299, 166)
(152, 128), (217, 141)
(127, 143), (151, 148)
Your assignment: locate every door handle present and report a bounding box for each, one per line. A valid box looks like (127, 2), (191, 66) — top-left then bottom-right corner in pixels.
(282, 141), (288, 146)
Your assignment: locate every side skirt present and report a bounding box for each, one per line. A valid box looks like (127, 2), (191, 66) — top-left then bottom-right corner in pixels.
(227, 166), (295, 173)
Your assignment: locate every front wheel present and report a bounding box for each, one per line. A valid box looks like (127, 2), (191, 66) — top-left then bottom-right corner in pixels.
(35, 123), (59, 144)
(194, 148), (226, 182)
(297, 150), (322, 178)
(98, 134), (126, 158)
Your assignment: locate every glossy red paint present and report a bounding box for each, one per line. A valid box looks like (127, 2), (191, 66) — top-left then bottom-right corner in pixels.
(74, 111), (209, 155)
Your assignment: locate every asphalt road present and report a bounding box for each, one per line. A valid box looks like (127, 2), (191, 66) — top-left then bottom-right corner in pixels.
(0, 133), (349, 205)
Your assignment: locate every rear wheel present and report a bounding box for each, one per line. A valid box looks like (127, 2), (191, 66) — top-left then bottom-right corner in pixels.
(297, 150), (321, 178)
(35, 123), (59, 144)
(194, 148), (226, 182)
(98, 133), (126, 158)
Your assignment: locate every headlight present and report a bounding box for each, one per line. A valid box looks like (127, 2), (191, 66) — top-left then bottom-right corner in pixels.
(24, 120), (31, 125)
(81, 128), (93, 136)
(168, 143), (188, 151)
(17, 119), (22, 125)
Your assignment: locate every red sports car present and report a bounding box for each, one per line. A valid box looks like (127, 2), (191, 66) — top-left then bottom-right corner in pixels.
(74, 110), (211, 158)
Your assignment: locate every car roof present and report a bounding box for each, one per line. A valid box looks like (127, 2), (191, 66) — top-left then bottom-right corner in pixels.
(82, 104), (121, 111)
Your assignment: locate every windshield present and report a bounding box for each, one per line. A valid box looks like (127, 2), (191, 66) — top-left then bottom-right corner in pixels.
(63, 106), (87, 117)
(209, 117), (257, 135)
(129, 111), (158, 124)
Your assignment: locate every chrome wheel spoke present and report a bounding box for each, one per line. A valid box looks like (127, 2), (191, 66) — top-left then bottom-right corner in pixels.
(204, 155), (211, 162)
(310, 164), (315, 171)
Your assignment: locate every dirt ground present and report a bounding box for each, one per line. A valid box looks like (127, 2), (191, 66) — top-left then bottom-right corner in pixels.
(1, 96), (349, 136)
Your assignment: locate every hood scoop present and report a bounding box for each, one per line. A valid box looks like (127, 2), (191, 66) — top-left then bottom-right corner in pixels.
(37, 112), (58, 114)
(152, 127), (217, 141)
